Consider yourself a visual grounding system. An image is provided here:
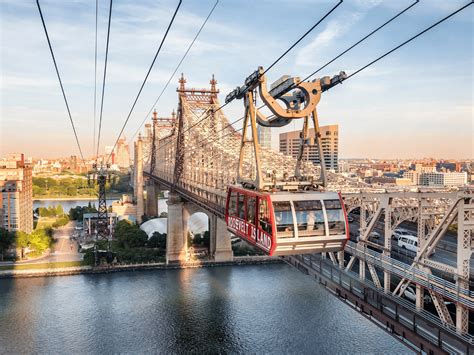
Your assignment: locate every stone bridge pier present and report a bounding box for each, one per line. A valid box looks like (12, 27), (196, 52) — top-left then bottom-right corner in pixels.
(166, 192), (233, 264)
(145, 180), (160, 217)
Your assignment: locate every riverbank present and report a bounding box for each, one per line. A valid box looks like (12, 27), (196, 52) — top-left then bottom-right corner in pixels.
(33, 195), (123, 201)
(0, 256), (283, 279)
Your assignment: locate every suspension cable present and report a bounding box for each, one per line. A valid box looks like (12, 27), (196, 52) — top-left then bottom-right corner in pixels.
(92, 0), (98, 157)
(96, 0), (113, 159)
(342, 1), (473, 82)
(106, 0), (182, 163)
(263, 0), (343, 75)
(299, 0), (420, 85)
(36, 0), (86, 164)
(158, 0), (470, 163)
(149, 1), (343, 153)
(128, 0), (219, 144)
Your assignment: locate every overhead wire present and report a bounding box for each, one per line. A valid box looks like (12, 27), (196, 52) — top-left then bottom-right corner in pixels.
(106, 0), (183, 163)
(96, 0), (113, 159)
(92, 0), (98, 157)
(160, 0), (468, 164)
(262, 0), (343, 75)
(128, 0), (219, 144)
(342, 1), (473, 82)
(150, 0), (343, 153)
(157, 0), (420, 161)
(35, 0), (86, 164)
(287, 0), (421, 91)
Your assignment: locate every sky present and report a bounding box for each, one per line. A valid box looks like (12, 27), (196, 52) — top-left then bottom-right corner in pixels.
(0, 0), (473, 160)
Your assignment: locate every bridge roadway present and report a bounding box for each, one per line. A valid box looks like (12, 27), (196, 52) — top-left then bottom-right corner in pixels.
(347, 216), (473, 277)
(144, 172), (225, 218)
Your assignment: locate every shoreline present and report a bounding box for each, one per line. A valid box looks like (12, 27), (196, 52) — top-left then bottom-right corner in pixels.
(0, 256), (283, 279)
(33, 196), (122, 201)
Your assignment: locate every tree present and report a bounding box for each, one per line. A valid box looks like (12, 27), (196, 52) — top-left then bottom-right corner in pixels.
(15, 231), (29, 259)
(148, 232), (166, 249)
(55, 205), (64, 216)
(0, 228), (15, 261)
(202, 231), (210, 248)
(114, 220), (148, 248)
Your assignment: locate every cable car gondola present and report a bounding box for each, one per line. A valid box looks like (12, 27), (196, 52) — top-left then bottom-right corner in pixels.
(225, 185), (349, 256)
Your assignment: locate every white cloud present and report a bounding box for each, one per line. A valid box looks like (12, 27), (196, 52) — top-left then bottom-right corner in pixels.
(295, 12), (362, 67)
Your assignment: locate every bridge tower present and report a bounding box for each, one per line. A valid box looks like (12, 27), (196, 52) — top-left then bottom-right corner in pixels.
(165, 74), (232, 263)
(135, 134), (144, 223)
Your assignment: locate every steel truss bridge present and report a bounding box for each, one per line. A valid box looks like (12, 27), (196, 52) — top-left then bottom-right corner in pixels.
(133, 75), (473, 354)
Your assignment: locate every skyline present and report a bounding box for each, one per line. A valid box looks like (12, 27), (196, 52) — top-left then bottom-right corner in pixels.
(1, 0), (473, 159)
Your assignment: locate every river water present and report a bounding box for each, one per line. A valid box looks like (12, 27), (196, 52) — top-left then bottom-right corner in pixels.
(0, 264), (410, 354)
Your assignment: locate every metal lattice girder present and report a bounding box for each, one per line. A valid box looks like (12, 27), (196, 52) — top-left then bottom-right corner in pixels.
(428, 289), (455, 327)
(367, 263), (382, 289)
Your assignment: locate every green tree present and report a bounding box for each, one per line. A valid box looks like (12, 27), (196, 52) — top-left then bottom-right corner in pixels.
(148, 232), (166, 249)
(55, 205), (64, 216)
(28, 229), (51, 253)
(202, 231), (210, 248)
(114, 220), (148, 248)
(0, 228), (15, 261)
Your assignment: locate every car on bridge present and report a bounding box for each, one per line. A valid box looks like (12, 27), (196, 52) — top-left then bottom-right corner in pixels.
(392, 228), (413, 241)
(404, 285), (432, 304)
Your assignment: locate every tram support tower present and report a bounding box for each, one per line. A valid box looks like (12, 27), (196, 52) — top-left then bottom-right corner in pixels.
(88, 163), (113, 265)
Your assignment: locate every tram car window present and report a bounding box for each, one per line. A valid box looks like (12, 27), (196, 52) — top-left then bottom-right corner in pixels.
(229, 191), (237, 216)
(247, 196), (256, 225)
(324, 199), (346, 235)
(273, 201), (294, 237)
(238, 194), (246, 220)
(259, 199), (272, 234)
(293, 200), (325, 237)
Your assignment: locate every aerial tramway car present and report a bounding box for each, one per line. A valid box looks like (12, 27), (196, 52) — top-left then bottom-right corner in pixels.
(225, 185), (349, 256)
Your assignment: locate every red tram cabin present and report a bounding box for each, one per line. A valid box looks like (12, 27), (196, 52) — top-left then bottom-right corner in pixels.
(225, 185), (349, 256)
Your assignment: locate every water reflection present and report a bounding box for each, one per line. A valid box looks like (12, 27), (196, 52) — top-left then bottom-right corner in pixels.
(0, 265), (412, 354)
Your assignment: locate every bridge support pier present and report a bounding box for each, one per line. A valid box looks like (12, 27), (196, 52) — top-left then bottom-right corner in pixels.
(166, 193), (187, 263)
(145, 181), (158, 217)
(210, 215), (233, 262)
(135, 136), (144, 224)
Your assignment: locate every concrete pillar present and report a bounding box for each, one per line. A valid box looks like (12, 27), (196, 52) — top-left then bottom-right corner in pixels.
(145, 181), (158, 217)
(136, 136), (144, 223)
(166, 193), (187, 263)
(133, 142), (138, 201)
(210, 215), (233, 262)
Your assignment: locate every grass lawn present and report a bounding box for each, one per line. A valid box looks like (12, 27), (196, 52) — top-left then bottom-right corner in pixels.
(0, 261), (86, 271)
(35, 217), (57, 230)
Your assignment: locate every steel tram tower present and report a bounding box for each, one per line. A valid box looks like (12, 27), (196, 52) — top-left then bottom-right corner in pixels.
(89, 163), (112, 265)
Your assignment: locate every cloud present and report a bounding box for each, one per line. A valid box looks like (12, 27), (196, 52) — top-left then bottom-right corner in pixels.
(294, 0), (386, 67)
(295, 12), (362, 67)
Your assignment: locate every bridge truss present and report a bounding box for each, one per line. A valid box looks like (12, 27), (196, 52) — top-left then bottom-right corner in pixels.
(137, 75), (473, 351)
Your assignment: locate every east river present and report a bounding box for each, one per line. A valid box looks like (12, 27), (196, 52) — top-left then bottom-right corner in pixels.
(0, 264), (411, 353)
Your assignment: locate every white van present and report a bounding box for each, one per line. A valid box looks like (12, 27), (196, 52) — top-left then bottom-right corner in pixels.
(398, 234), (418, 253)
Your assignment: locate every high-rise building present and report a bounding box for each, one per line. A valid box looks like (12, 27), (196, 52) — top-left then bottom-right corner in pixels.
(69, 155), (78, 172)
(0, 153), (33, 233)
(279, 125), (339, 171)
(257, 125), (272, 150)
(115, 136), (131, 170)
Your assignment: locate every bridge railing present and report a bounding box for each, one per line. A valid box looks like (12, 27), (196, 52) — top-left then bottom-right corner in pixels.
(345, 241), (474, 308)
(285, 254), (473, 353)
